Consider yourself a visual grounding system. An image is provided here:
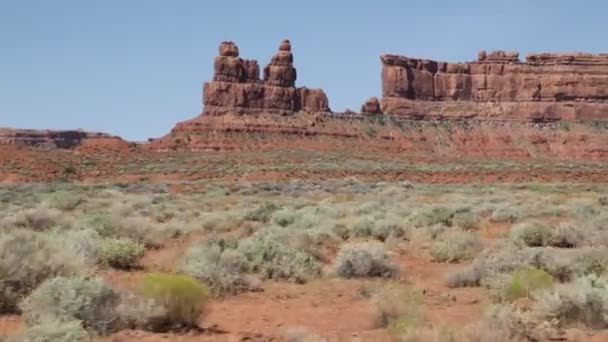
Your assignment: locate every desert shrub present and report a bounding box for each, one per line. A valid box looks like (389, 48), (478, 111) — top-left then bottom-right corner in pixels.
(375, 283), (422, 327)
(409, 206), (455, 228)
(98, 238), (145, 270)
(504, 267), (554, 301)
(452, 212), (480, 230)
(244, 202), (279, 222)
(533, 274), (608, 328)
(83, 213), (115, 237)
(13, 206), (61, 231)
(237, 230), (321, 283)
(464, 304), (546, 342)
(139, 273), (209, 330)
(20, 276), (120, 335)
(334, 243), (397, 278)
(371, 216), (406, 241)
(510, 221), (552, 247)
(48, 191), (83, 211)
(548, 222), (585, 248)
(115, 293), (168, 332)
(0, 230), (85, 313)
(445, 266), (481, 288)
(271, 208), (297, 227)
(349, 216), (374, 237)
(490, 205), (522, 223)
(15, 320), (91, 342)
(430, 230), (481, 263)
(180, 241), (250, 294)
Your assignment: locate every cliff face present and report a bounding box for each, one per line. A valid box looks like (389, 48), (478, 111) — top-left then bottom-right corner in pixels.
(0, 128), (129, 150)
(380, 51), (608, 121)
(203, 40), (330, 115)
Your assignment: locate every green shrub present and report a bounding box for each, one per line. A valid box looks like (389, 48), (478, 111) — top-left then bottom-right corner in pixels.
(20, 276), (120, 335)
(445, 266), (481, 288)
(48, 191), (83, 211)
(180, 241), (249, 294)
(375, 283), (422, 327)
(533, 275), (608, 328)
(15, 320), (91, 342)
(13, 207), (60, 231)
(271, 208), (297, 227)
(409, 206), (455, 227)
(0, 230), (84, 313)
(98, 238), (145, 269)
(139, 273), (209, 330)
(452, 212), (480, 230)
(430, 230), (481, 263)
(548, 222), (585, 248)
(510, 221), (552, 247)
(490, 205), (522, 223)
(236, 230), (321, 283)
(244, 202), (279, 222)
(505, 267), (554, 301)
(334, 243), (397, 278)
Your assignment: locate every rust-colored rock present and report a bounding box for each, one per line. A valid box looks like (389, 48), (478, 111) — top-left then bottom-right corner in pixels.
(361, 97), (381, 115)
(381, 51), (608, 121)
(0, 128), (129, 150)
(203, 40), (329, 115)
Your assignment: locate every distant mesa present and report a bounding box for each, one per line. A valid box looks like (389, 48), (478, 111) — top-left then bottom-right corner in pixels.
(204, 40), (330, 115)
(380, 50), (608, 122)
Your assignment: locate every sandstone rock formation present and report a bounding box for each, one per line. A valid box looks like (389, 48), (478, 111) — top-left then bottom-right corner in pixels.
(0, 128), (129, 150)
(361, 97), (381, 115)
(203, 40), (329, 115)
(380, 51), (608, 121)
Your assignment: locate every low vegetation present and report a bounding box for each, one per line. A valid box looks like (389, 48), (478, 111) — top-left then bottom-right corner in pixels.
(0, 180), (606, 340)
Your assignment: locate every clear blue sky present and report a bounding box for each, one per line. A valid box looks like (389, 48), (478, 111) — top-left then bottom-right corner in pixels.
(1, 0), (607, 140)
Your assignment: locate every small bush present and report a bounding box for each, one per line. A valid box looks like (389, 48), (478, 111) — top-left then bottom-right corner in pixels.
(510, 221), (552, 247)
(48, 191), (83, 211)
(244, 202), (279, 222)
(430, 230), (481, 263)
(98, 238), (145, 270)
(334, 243), (397, 278)
(409, 206), (455, 228)
(237, 230), (321, 283)
(180, 241), (249, 294)
(533, 274), (608, 328)
(548, 222), (585, 248)
(375, 283), (422, 327)
(0, 230), (84, 313)
(445, 266), (481, 288)
(20, 276), (120, 335)
(490, 205), (522, 223)
(139, 273), (209, 330)
(15, 320), (91, 342)
(272, 208), (297, 227)
(13, 207), (60, 231)
(452, 212), (480, 230)
(282, 326), (327, 342)
(464, 304), (544, 342)
(505, 267), (554, 301)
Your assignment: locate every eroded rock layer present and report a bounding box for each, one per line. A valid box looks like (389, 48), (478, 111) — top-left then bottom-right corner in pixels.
(0, 128), (129, 150)
(204, 40), (330, 115)
(380, 51), (608, 121)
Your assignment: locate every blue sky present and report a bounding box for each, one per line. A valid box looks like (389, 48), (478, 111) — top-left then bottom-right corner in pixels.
(1, 0), (607, 140)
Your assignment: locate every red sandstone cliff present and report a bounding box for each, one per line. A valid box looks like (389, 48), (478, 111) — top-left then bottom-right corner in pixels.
(0, 128), (130, 151)
(380, 51), (608, 121)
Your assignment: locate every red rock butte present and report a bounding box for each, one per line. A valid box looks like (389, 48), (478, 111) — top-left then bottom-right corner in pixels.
(380, 51), (608, 122)
(204, 40), (330, 115)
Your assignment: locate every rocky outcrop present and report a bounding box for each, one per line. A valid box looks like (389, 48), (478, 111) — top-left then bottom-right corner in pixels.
(380, 51), (608, 121)
(203, 40), (330, 115)
(0, 128), (129, 150)
(361, 97), (381, 115)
